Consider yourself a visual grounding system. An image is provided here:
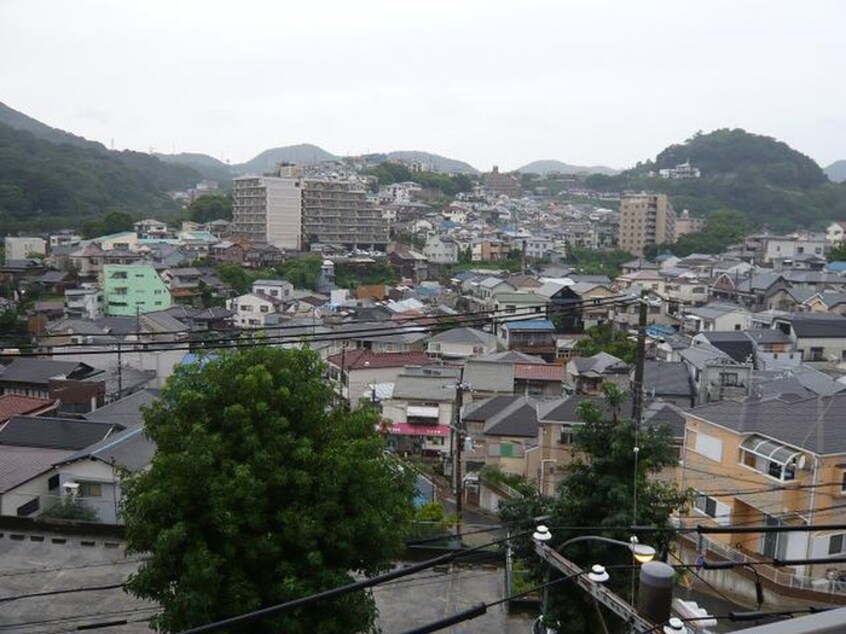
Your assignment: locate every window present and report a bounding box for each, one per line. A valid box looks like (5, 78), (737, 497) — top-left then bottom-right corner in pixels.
(829, 534), (845, 555)
(841, 471), (846, 493)
(809, 347), (825, 362)
(78, 482), (102, 497)
(693, 491), (731, 525)
(48, 475), (60, 490)
(559, 426), (575, 445)
(720, 373), (739, 387)
(260, 305), (269, 313)
(693, 432), (723, 462)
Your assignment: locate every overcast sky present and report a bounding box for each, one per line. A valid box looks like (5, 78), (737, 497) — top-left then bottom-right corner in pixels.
(1, 0), (844, 171)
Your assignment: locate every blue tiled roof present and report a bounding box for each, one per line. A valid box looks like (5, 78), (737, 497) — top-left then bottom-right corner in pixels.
(504, 319), (554, 331)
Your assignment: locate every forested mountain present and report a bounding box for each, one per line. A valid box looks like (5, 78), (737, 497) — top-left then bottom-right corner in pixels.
(155, 152), (233, 186)
(0, 122), (199, 229)
(585, 129), (846, 231)
(0, 101), (95, 149)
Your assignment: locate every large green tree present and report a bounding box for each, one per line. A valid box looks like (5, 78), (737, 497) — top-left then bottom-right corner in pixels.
(186, 194), (233, 223)
(122, 347), (416, 633)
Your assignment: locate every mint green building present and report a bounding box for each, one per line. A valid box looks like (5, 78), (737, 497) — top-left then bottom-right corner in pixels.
(103, 264), (172, 316)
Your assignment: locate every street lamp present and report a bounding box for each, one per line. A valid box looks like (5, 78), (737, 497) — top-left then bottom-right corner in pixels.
(553, 533), (657, 564)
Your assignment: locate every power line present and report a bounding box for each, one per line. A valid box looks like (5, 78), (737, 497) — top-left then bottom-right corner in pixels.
(4, 296), (633, 359)
(0, 582), (125, 604)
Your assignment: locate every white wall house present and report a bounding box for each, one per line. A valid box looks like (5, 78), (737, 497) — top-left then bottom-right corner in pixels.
(226, 293), (284, 329)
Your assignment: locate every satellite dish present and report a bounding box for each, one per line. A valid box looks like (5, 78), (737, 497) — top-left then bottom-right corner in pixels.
(797, 455), (807, 470)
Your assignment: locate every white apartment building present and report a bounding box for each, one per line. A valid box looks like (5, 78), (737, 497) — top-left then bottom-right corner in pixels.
(232, 166), (303, 251)
(4, 236), (46, 262)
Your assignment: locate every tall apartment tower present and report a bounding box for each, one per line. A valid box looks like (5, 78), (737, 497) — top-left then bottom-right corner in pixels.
(232, 166), (303, 250)
(618, 193), (675, 256)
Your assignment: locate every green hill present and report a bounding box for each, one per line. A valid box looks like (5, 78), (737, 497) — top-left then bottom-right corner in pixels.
(0, 121), (200, 231)
(0, 101), (96, 149)
(233, 144), (337, 175)
(155, 152), (233, 187)
(585, 129), (846, 231)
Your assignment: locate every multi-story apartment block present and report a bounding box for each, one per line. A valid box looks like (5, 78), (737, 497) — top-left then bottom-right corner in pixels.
(102, 264), (172, 316)
(231, 167), (303, 251)
(618, 192), (675, 257)
(302, 179), (388, 249)
(4, 236), (46, 262)
(232, 166), (387, 250)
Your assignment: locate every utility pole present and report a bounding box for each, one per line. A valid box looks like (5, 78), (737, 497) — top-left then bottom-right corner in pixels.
(631, 289), (648, 424)
(453, 383), (465, 531)
(116, 340), (123, 400)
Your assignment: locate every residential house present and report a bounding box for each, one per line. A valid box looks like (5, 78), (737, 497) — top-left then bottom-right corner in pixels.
(498, 319), (556, 361)
(102, 264), (172, 316)
(682, 301), (751, 334)
(226, 293), (285, 329)
(252, 279), (294, 302)
(326, 350), (434, 408)
(681, 393), (846, 591)
(461, 351), (563, 404)
(423, 235), (460, 265)
(4, 236), (46, 262)
(427, 327), (499, 360)
(0, 415), (127, 522)
(243, 243), (285, 269)
(380, 366), (461, 458)
(566, 352), (630, 395)
(772, 313), (846, 366)
(679, 342), (753, 405)
(640, 361), (694, 407)
(389, 247), (428, 282)
(0, 359), (102, 399)
(134, 219), (169, 240)
(745, 329), (799, 370)
(825, 221), (846, 244)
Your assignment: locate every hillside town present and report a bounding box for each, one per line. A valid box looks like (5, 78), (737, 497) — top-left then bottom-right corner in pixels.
(4, 154), (846, 630)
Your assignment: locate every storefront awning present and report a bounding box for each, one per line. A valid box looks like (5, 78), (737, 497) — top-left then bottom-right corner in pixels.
(379, 423), (450, 437)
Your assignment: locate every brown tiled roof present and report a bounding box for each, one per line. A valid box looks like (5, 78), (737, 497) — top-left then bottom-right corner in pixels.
(513, 363), (565, 382)
(327, 349), (433, 370)
(0, 395), (57, 423)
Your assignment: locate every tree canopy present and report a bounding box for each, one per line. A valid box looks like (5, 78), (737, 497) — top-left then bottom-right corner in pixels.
(122, 347), (416, 633)
(499, 383), (688, 632)
(186, 194), (232, 223)
(0, 121), (196, 226)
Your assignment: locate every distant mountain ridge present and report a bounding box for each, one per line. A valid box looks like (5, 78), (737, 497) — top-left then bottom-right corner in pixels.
(0, 101), (97, 150)
(385, 151), (479, 174)
(517, 159), (620, 176)
(233, 144), (338, 175)
(155, 152), (233, 185)
(826, 160), (846, 183)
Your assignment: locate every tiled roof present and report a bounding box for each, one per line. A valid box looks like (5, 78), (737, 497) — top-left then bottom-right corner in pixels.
(327, 349), (433, 370)
(0, 395), (57, 423)
(513, 363), (565, 382)
(0, 416), (124, 450)
(0, 446), (73, 492)
(0, 359), (98, 386)
(690, 393), (846, 455)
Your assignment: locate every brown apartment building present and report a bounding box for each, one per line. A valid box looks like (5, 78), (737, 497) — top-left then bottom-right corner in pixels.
(618, 192), (675, 256)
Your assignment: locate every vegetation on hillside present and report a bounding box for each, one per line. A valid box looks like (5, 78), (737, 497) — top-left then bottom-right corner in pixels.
(565, 247), (633, 278)
(644, 209), (749, 258)
(0, 122), (199, 230)
(185, 194), (233, 223)
(585, 129), (846, 231)
(364, 161), (474, 197)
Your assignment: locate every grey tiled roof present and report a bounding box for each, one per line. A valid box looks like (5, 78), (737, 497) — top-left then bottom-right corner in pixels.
(790, 314), (846, 338)
(0, 446), (73, 492)
(642, 361), (693, 398)
(0, 359), (98, 386)
(85, 389), (159, 427)
(428, 327), (498, 346)
(690, 393), (846, 455)
(0, 416), (123, 450)
(57, 426), (155, 473)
